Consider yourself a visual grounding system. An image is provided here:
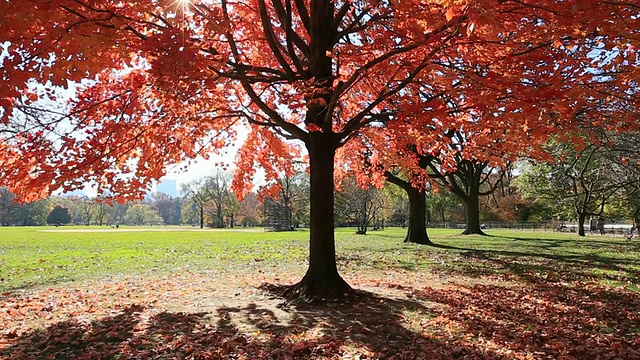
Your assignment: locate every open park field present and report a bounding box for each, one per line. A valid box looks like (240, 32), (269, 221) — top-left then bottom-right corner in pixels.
(1, 227), (639, 359)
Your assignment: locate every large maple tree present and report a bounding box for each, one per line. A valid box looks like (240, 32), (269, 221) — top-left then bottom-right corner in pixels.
(1, 0), (638, 300)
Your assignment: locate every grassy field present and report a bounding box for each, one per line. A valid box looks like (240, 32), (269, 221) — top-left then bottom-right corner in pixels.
(2, 226), (640, 359)
(1, 226), (639, 292)
(0, 226), (308, 292)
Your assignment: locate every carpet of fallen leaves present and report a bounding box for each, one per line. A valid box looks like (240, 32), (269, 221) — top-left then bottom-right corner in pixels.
(1, 267), (639, 359)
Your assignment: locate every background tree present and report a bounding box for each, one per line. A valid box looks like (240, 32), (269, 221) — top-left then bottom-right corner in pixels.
(479, 166), (532, 222)
(384, 184), (410, 228)
(515, 162), (575, 224)
(339, 135), (430, 242)
(238, 192), (263, 227)
(516, 131), (639, 235)
(609, 181), (640, 225)
(11, 199), (50, 226)
(149, 192), (179, 225)
(406, 131), (509, 235)
(47, 205), (72, 225)
(78, 197), (95, 226)
(181, 202), (200, 227)
(384, 171), (431, 244)
(93, 199), (108, 226)
(124, 204), (164, 226)
(276, 172), (310, 229)
(181, 179), (212, 229)
(335, 177), (387, 234)
(206, 172), (233, 228)
(225, 193), (241, 228)
(426, 185), (464, 226)
(107, 202), (129, 226)
(170, 197), (184, 225)
(0, 187), (16, 226)
(604, 131), (640, 224)
(59, 196), (93, 226)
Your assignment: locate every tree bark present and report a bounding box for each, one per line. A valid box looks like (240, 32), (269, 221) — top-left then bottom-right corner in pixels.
(461, 182), (486, 235)
(404, 186), (432, 244)
(216, 206), (224, 228)
(285, 133), (351, 301)
(578, 212), (586, 236)
(384, 171), (431, 244)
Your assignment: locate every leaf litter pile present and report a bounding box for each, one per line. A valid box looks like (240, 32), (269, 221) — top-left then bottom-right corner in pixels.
(2, 265), (639, 359)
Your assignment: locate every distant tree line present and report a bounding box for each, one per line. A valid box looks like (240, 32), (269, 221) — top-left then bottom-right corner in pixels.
(0, 187), (49, 226)
(2, 133), (638, 236)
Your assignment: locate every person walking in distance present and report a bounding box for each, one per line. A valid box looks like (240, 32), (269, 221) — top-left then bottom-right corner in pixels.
(597, 217), (606, 235)
(628, 220), (637, 241)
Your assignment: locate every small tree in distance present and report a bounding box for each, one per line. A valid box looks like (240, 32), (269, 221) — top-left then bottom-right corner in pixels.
(47, 205), (72, 225)
(181, 179), (212, 229)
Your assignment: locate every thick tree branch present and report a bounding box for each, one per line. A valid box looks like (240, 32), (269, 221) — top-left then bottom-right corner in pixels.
(220, 0), (308, 142)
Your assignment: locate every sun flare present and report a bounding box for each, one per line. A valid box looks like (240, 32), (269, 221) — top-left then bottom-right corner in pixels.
(172, 0), (191, 10)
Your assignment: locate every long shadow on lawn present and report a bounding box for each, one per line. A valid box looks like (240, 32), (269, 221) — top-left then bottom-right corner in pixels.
(490, 234), (639, 249)
(429, 240), (640, 285)
(343, 237), (640, 285)
(412, 281), (640, 359)
(2, 289), (506, 360)
(4, 282), (639, 359)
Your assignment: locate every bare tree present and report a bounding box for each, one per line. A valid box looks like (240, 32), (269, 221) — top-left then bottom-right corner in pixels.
(181, 179), (212, 229)
(78, 197), (95, 226)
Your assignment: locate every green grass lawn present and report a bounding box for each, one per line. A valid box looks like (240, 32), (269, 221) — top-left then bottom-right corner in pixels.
(1, 226), (639, 292)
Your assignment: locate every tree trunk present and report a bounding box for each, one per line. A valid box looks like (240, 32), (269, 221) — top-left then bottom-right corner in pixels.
(462, 184), (486, 235)
(384, 171), (431, 244)
(404, 186), (431, 244)
(578, 212), (586, 236)
(199, 206), (204, 229)
(216, 206), (224, 228)
(285, 133), (351, 301)
(284, 0), (351, 301)
(356, 222), (367, 235)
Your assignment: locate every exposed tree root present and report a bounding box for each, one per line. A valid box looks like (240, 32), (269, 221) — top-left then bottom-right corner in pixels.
(403, 235), (432, 245)
(260, 273), (355, 304)
(282, 274), (354, 303)
(461, 229), (487, 236)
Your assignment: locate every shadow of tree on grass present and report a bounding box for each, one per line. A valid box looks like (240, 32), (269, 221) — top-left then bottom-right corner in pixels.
(428, 241), (640, 286)
(343, 234), (640, 286)
(412, 281), (640, 360)
(3, 280), (640, 359)
(3, 288), (516, 360)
